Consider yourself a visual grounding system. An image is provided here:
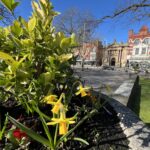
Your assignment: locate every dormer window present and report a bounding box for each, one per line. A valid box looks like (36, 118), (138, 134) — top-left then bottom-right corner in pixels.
(134, 39), (140, 45)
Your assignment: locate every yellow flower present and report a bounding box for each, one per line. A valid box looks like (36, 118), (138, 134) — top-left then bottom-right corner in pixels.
(75, 85), (90, 97)
(47, 111), (75, 135)
(51, 93), (64, 114)
(44, 95), (58, 105)
(51, 99), (63, 114)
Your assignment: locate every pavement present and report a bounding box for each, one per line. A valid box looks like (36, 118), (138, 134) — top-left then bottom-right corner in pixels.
(74, 67), (150, 150)
(74, 67), (137, 106)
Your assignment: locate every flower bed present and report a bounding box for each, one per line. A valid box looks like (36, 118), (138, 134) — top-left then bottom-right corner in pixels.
(0, 0), (129, 149)
(0, 95), (129, 150)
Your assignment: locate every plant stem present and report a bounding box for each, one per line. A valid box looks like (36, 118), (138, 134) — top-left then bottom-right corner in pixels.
(56, 109), (98, 147)
(54, 124), (58, 147)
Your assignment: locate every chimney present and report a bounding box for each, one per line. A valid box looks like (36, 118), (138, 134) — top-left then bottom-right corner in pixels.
(139, 26), (148, 35)
(128, 29), (134, 38)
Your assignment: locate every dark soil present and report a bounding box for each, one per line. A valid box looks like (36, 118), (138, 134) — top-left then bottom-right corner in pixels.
(0, 96), (129, 150)
(59, 102), (129, 150)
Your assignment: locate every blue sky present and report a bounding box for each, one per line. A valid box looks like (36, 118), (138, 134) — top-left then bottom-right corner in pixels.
(16, 0), (150, 44)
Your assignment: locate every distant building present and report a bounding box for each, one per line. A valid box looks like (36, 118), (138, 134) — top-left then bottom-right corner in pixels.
(103, 40), (128, 67)
(128, 26), (150, 68)
(74, 40), (103, 66)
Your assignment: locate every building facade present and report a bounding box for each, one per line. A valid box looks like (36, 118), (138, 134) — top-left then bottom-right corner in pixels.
(103, 40), (128, 67)
(74, 40), (103, 66)
(128, 26), (150, 69)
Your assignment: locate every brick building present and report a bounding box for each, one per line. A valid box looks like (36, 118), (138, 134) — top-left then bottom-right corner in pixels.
(74, 40), (103, 66)
(128, 26), (150, 68)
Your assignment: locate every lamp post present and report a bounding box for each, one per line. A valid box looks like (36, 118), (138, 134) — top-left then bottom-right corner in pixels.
(81, 22), (86, 71)
(81, 20), (100, 70)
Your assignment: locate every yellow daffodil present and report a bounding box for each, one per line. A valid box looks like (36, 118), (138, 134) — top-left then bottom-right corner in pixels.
(75, 85), (90, 97)
(51, 99), (63, 114)
(44, 95), (58, 105)
(47, 111), (75, 135)
(51, 93), (64, 114)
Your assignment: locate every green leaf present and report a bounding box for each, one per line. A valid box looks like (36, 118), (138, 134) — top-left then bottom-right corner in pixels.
(58, 53), (73, 63)
(1, 0), (19, 13)
(11, 20), (23, 37)
(0, 51), (21, 73)
(1, 0), (12, 12)
(28, 17), (36, 32)
(10, 36), (22, 48)
(6, 129), (19, 146)
(19, 16), (28, 29)
(7, 115), (50, 147)
(0, 51), (15, 63)
(73, 137), (89, 145)
(0, 116), (8, 140)
(38, 72), (53, 86)
(60, 37), (71, 49)
(34, 107), (54, 149)
(0, 16), (3, 20)
(71, 33), (78, 47)
(21, 39), (33, 47)
(12, 1), (19, 10)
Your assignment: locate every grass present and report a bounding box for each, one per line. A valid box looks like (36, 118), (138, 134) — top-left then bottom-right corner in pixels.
(139, 77), (150, 126)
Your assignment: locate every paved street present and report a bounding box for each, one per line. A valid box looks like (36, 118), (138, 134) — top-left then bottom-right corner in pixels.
(74, 68), (129, 92)
(74, 67), (137, 105)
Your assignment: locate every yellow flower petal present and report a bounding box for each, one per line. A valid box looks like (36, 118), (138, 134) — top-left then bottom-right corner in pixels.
(76, 85), (90, 97)
(68, 120), (75, 124)
(51, 101), (63, 114)
(44, 95), (57, 104)
(75, 91), (81, 96)
(59, 122), (67, 135)
(81, 90), (87, 97)
(46, 121), (57, 125)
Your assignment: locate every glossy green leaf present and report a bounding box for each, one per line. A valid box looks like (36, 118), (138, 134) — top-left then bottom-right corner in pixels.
(28, 17), (36, 32)
(71, 33), (78, 47)
(60, 37), (71, 49)
(58, 53), (73, 62)
(12, 1), (19, 10)
(11, 36), (22, 48)
(21, 39), (33, 47)
(0, 51), (15, 63)
(1, 0), (19, 13)
(11, 20), (23, 36)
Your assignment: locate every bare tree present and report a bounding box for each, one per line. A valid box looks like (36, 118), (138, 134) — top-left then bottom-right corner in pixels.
(0, 4), (14, 25)
(54, 8), (99, 43)
(97, 0), (150, 23)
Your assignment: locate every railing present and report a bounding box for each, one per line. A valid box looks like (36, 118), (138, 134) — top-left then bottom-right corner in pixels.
(129, 56), (150, 60)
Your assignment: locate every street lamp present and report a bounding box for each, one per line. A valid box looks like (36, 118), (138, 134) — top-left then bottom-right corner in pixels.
(81, 20), (100, 70)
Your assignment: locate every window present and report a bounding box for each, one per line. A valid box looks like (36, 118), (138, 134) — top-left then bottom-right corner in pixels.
(143, 38), (150, 44)
(135, 48), (139, 55)
(90, 52), (96, 60)
(134, 39), (140, 45)
(141, 47), (146, 54)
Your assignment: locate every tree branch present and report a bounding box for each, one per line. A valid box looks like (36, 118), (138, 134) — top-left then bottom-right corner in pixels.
(97, 2), (150, 23)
